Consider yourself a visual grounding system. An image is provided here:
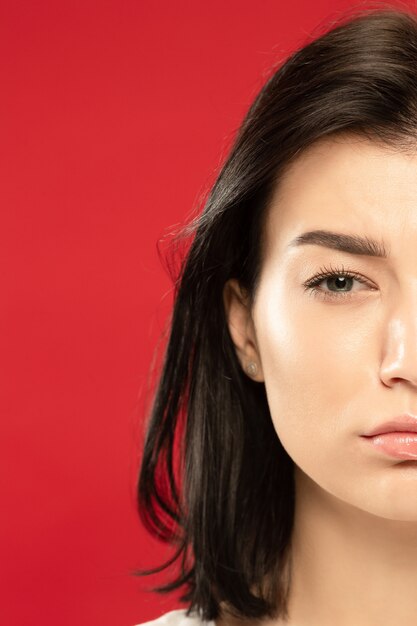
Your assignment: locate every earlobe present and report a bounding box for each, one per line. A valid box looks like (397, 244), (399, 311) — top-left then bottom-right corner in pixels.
(223, 279), (264, 382)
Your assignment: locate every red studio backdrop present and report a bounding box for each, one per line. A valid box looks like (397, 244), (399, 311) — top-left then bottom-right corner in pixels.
(1, 1), (413, 624)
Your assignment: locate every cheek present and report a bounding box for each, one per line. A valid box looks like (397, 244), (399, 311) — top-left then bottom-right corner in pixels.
(253, 281), (373, 467)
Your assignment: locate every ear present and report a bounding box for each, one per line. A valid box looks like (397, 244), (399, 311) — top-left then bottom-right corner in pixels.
(223, 278), (264, 382)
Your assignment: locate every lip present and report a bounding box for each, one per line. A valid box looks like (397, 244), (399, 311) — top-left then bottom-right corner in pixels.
(361, 415), (417, 460)
(362, 415), (417, 437)
(361, 433), (417, 460)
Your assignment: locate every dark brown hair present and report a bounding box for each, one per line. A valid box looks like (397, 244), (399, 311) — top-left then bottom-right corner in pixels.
(135, 4), (417, 621)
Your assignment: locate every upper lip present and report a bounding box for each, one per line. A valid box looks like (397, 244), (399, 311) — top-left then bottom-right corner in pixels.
(362, 414), (417, 437)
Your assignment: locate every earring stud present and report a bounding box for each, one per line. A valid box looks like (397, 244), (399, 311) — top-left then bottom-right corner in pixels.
(246, 361), (258, 377)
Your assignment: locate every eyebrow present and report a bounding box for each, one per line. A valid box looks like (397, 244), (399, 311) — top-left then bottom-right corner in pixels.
(288, 229), (389, 258)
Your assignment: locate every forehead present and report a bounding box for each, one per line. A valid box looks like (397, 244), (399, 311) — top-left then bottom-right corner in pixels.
(262, 135), (417, 262)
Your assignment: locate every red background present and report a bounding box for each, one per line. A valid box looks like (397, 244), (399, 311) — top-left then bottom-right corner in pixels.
(1, 1), (413, 625)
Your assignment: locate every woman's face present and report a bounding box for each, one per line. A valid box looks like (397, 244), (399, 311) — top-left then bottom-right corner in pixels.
(226, 135), (417, 521)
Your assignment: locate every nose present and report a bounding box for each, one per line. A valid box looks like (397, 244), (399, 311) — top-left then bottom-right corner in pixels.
(380, 295), (417, 388)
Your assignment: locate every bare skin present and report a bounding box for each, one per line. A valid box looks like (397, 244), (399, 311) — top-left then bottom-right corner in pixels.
(222, 135), (417, 626)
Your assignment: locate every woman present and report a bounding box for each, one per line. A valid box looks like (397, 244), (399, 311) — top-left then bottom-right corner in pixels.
(135, 6), (417, 626)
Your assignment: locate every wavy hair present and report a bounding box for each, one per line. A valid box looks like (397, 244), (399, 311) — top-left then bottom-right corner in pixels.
(135, 4), (417, 621)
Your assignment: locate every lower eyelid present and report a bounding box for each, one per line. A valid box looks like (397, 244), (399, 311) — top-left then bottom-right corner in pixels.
(307, 286), (369, 303)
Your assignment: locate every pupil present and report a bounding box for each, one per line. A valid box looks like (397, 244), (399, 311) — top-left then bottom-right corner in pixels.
(333, 276), (350, 290)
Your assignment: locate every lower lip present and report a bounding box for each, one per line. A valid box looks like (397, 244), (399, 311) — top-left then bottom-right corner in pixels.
(362, 432), (417, 460)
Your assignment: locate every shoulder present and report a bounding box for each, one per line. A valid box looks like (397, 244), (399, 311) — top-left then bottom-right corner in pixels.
(133, 608), (216, 626)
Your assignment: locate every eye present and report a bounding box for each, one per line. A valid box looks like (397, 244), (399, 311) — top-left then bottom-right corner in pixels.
(303, 264), (376, 301)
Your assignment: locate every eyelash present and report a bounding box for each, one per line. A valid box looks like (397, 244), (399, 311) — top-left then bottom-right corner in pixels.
(303, 263), (375, 301)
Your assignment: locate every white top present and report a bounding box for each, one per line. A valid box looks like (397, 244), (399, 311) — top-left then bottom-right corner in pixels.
(135, 608), (216, 626)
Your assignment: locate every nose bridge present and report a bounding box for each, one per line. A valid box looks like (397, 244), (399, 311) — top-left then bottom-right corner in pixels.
(380, 284), (417, 386)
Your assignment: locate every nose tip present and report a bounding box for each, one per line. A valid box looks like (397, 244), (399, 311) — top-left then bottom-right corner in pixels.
(380, 316), (417, 389)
